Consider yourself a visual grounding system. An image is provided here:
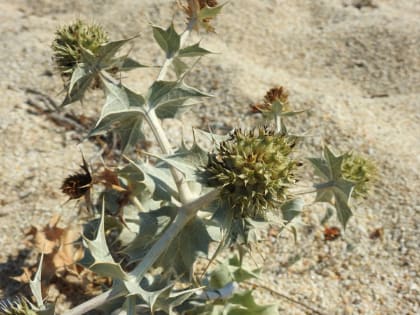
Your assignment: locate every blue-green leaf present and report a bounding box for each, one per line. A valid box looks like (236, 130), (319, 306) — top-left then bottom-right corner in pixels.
(110, 56), (149, 71)
(309, 146), (356, 229)
(178, 42), (213, 58)
(281, 198), (304, 222)
(62, 64), (93, 106)
(152, 24), (180, 58)
(89, 76), (146, 153)
(147, 80), (211, 119)
(173, 57), (189, 78)
(82, 205), (128, 280)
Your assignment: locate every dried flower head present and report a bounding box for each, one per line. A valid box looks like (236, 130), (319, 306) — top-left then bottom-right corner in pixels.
(251, 86), (291, 114)
(0, 297), (37, 315)
(341, 152), (376, 199)
(61, 156), (92, 200)
(179, 0), (220, 32)
(204, 127), (299, 219)
(264, 86), (289, 106)
(52, 19), (108, 76)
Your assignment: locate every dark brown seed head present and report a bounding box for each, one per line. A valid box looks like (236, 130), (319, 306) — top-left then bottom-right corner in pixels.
(61, 158), (92, 199)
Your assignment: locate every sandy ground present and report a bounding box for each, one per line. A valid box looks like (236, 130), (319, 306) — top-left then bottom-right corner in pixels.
(0, 0), (419, 314)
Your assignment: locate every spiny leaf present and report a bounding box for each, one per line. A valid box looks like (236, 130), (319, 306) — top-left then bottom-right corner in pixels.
(156, 217), (212, 279)
(110, 56), (149, 71)
(147, 80), (211, 119)
(186, 289), (278, 315)
(173, 57), (189, 78)
(99, 76), (146, 115)
(120, 159), (179, 204)
(228, 290), (279, 315)
(118, 162), (155, 201)
(82, 205), (128, 280)
(121, 207), (175, 262)
(152, 24), (180, 58)
(90, 262), (128, 280)
(29, 254), (44, 309)
(324, 146), (345, 180)
(96, 36), (139, 67)
(178, 42), (213, 58)
(210, 254), (259, 290)
(153, 141), (209, 180)
(61, 37), (139, 106)
(309, 146), (356, 229)
(151, 284), (202, 314)
(280, 198), (304, 222)
(62, 64), (93, 106)
(89, 77), (146, 153)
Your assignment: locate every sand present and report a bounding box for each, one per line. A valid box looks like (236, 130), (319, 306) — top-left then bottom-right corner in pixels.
(0, 0), (419, 314)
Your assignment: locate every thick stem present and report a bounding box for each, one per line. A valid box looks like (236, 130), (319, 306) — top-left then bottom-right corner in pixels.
(130, 188), (220, 281)
(275, 114), (282, 133)
(145, 110), (192, 204)
(147, 19), (196, 203)
(63, 189), (220, 315)
(195, 281), (238, 300)
(62, 286), (124, 315)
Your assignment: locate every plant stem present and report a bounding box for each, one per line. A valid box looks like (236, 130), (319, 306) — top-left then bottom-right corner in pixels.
(130, 188), (220, 281)
(275, 114), (282, 133)
(63, 189), (220, 315)
(195, 281), (238, 300)
(155, 19), (193, 81)
(62, 285), (125, 315)
(145, 110), (193, 204)
(148, 19), (196, 204)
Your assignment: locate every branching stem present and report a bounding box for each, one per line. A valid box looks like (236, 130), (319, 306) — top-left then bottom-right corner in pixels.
(130, 188), (220, 281)
(63, 189), (220, 314)
(144, 110), (193, 204)
(62, 286), (125, 315)
(148, 18), (196, 204)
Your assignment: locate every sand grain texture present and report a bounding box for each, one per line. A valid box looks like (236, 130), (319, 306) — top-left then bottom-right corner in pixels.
(0, 1), (419, 314)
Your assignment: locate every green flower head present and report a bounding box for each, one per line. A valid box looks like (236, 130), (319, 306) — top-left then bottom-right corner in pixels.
(204, 127), (299, 219)
(52, 19), (108, 76)
(342, 152), (376, 199)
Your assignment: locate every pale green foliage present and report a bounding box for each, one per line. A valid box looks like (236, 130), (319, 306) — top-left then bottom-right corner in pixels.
(28, 3), (375, 313)
(308, 146), (357, 228)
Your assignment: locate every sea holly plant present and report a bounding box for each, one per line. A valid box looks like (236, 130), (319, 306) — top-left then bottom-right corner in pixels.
(8, 1), (377, 314)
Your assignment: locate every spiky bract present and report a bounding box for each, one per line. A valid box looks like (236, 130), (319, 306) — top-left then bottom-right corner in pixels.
(61, 158), (92, 199)
(204, 127), (298, 219)
(251, 86), (291, 114)
(342, 152), (376, 199)
(52, 19), (108, 76)
(0, 297), (37, 315)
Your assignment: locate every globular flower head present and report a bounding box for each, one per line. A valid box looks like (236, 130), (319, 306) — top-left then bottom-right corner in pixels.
(342, 152), (376, 199)
(0, 297), (37, 315)
(52, 19), (108, 76)
(203, 127), (299, 219)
